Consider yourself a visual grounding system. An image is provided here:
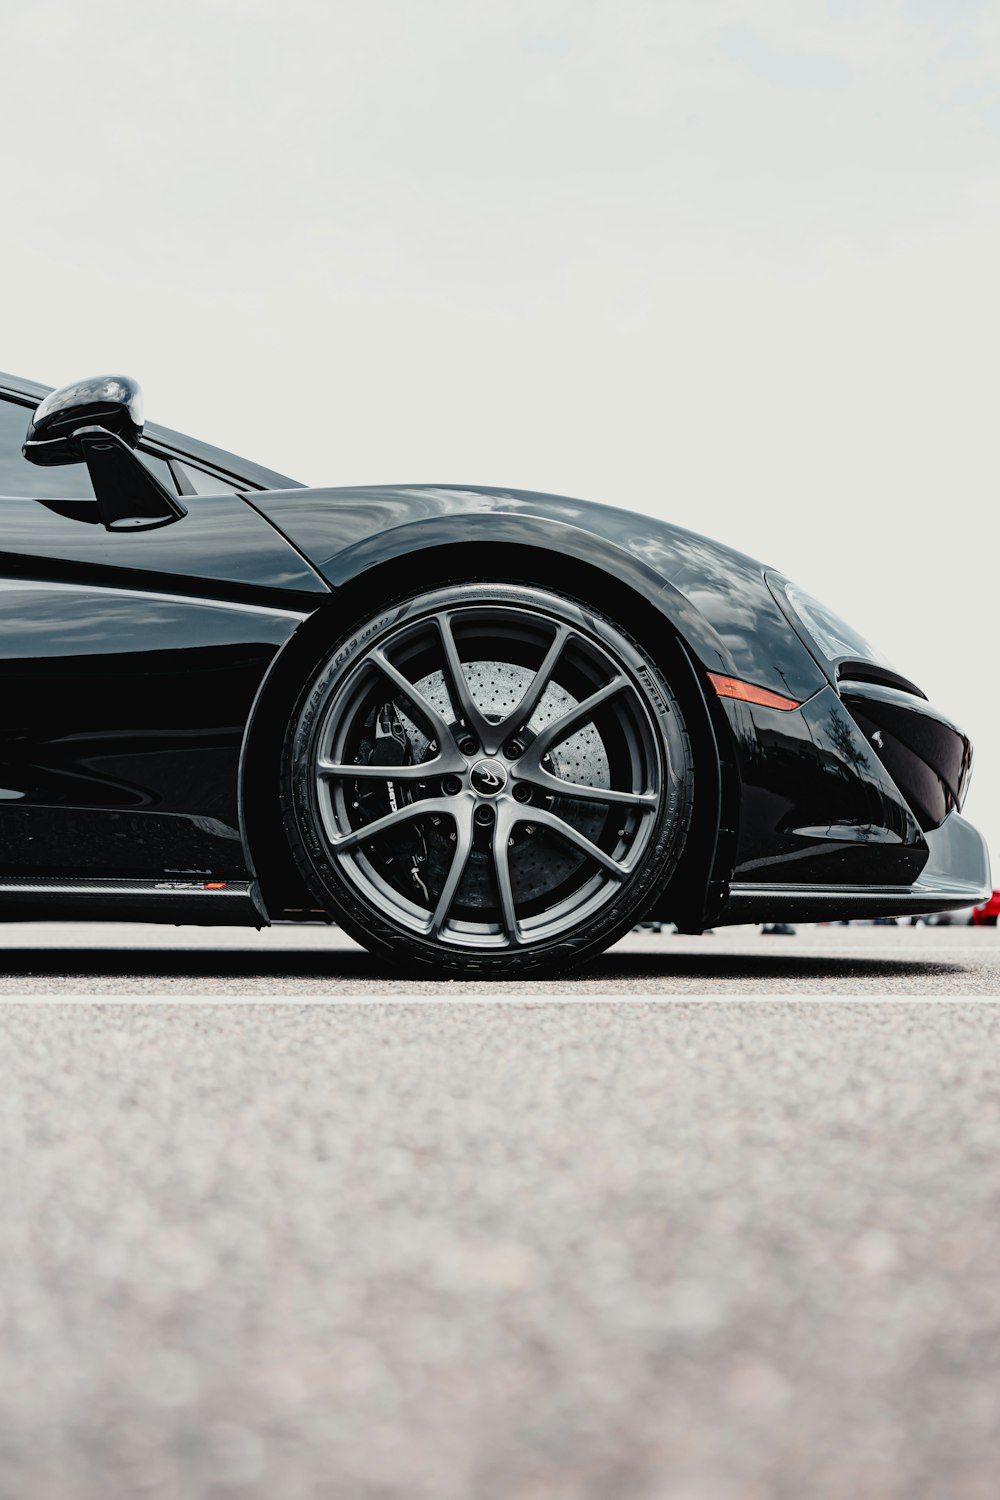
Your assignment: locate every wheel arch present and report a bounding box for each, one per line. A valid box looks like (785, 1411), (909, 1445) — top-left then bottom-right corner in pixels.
(240, 539), (739, 928)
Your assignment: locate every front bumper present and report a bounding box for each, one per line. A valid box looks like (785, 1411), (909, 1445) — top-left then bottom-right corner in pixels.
(705, 656), (990, 927)
(721, 810), (991, 925)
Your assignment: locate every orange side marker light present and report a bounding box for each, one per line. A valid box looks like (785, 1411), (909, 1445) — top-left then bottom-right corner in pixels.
(707, 673), (800, 712)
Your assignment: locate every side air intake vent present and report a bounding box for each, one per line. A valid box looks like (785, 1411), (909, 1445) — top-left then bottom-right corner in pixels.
(836, 660), (926, 700)
(840, 680), (972, 831)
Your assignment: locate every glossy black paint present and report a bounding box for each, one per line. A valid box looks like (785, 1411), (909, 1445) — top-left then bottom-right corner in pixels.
(0, 579), (307, 880)
(723, 686), (928, 887)
(0, 377), (328, 897)
(0, 369), (988, 928)
(0, 490), (326, 601)
(250, 483), (831, 704)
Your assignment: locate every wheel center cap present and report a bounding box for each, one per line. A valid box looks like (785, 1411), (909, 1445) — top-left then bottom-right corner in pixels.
(470, 758), (507, 796)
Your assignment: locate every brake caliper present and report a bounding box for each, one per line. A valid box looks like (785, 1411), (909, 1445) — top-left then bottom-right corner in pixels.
(359, 702), (430, 902)
(369, 701), (410, 810)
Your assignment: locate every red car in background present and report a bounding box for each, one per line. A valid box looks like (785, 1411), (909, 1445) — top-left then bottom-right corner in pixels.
(972, 891), (1000, 926)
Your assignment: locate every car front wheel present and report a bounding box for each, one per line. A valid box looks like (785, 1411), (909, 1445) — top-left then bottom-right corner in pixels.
(283, 582), (694, 976)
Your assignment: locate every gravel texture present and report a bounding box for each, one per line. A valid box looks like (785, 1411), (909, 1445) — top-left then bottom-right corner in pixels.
(1, 927), (999, 1498)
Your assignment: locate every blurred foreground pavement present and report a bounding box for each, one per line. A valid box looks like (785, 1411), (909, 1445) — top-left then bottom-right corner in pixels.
(0, 930), (999, 1497)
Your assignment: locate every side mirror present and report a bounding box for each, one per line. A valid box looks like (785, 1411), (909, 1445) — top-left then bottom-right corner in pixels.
(23, 374), (144, 465)
(23, 374), (186, 532)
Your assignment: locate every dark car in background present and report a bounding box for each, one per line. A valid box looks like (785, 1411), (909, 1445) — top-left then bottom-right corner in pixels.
(0, 370), (990, 974)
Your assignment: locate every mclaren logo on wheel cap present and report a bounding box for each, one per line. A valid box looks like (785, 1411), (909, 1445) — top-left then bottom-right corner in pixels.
(470, 759), (508, 796)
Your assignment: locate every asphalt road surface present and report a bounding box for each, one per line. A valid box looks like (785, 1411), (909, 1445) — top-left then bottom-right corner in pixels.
(2, 926), (999, 1499)
(0, 919), (996, 995)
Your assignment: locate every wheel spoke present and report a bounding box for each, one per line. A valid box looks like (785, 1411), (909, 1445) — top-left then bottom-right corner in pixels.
(492, 805), (520, 945)
(515, 766), (658, 808)
(371, 649), (458, 755)
(427, 804), (475, 936)
(521, 676), (630, 765)
(511, 805), (631, 879)
(329, 795), (456, 853)
(318, 757), (457, 781)
(435, 614), (495, 749)
(494, 623), (573, 741)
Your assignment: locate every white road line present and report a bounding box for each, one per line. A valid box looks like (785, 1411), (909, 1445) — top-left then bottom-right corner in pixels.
(1, 993), (999, 1005)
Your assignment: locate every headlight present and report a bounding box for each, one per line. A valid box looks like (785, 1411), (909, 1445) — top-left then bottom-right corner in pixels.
(767, 574), (891, 672)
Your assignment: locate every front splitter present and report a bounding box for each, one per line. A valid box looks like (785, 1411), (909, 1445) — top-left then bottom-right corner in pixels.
(720, 811), (991, 925)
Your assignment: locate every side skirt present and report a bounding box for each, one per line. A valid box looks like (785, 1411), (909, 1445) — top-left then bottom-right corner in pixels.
(0, 878), (268, 927)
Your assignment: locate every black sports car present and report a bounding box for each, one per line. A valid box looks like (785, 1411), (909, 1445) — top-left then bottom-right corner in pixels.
(0, 370), (990, 974)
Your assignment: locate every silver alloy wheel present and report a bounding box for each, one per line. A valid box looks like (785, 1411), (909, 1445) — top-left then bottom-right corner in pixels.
(307, 598), (668, 949)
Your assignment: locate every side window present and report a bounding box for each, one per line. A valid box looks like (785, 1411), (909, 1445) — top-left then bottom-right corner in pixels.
(170, 460), (240, 496)
(0, 396), (95, 499)
(0, 396), (178, 500)
(138, 451), (177, 491)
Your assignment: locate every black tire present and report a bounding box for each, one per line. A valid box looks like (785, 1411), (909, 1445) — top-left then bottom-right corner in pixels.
(282, 582), (695, 977)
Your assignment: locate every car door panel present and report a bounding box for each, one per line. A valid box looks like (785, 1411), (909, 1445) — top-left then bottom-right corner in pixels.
(0, 492), (327, 599)
(0, 469), (327, 880)
(0, 578), (309, 879)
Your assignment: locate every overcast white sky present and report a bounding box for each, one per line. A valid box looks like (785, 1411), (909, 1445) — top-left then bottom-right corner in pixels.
(3, 0), (999, 874)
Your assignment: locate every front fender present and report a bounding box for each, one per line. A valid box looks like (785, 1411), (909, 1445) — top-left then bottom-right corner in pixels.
(250, 484), (827, 703)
